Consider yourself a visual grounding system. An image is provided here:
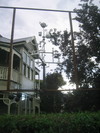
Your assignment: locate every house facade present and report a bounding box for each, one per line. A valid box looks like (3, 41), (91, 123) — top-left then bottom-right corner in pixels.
(0, 35), (40, 115)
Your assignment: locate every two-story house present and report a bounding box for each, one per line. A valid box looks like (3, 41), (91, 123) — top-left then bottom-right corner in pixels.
(0, 34), (40, 114)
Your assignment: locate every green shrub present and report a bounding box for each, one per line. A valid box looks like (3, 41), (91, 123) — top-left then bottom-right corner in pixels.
(0, 112), (100, 133)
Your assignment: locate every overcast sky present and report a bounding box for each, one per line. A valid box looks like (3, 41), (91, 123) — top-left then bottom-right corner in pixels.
(0, 0), (99, 39)
(0, 0), (84, 39)
(0, 0), (99, 89)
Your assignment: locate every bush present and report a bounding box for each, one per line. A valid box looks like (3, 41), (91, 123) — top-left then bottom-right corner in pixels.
(0, 112), (100, 133)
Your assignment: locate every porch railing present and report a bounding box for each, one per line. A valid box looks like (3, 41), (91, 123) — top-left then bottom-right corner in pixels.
(0, 66), (20, 83)
(0, 66), (8, 79)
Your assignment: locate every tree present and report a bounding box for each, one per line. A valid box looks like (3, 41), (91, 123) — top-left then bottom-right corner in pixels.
(46, 72), (66, 90)
(40, 72), (66, 113)
(64, 90), (100, 112)
(48, 0), (100, 88)
(73, 0), (100, 88)
(40, 1), (100, 113)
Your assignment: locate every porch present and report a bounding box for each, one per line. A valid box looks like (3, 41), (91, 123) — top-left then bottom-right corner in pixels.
(0, 66), (21, 90)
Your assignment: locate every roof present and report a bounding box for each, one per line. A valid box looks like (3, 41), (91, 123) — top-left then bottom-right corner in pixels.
(0, 35), (37, 44)
(14, 36), (36, 44)
(0, 35), (10, 44)
(13, 36), (38, 52)
(0, 35), (38, 52)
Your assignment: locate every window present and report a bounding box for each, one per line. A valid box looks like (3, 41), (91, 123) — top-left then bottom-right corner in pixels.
(0, 48), (9, 66)
(23, 52), (27, 63)
(28, 67), (30, 79)
(31, 59), (33, 68)
(26, 67), (28, 78)
(23, 64), (26, 76)
(27, 56), (30, 66)
(23, 51), (34, 80)
(30, 69), (33, 80)
(13, 54), (20, 71)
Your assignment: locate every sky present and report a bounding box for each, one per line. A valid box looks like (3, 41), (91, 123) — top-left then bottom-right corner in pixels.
(0, 0), (83, 39)
(0, 0), (99, 89)
(0, 0), (99, 38)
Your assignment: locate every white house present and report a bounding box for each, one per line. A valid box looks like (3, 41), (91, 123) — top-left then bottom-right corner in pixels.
(0, 34), (41, 115)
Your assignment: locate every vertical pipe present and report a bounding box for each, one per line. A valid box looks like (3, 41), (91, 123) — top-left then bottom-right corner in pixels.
(32, 98), (35, 114)
(43, 63), (46, 88)
(38, 105), (40, 114)
(25, 95), (27, 115)
(69, 12), (79, 89)
(7, 8), (16, 90)
(8, 100), (11, 115)
(17, 102), (20, 115)
(29, 100), (31, 114)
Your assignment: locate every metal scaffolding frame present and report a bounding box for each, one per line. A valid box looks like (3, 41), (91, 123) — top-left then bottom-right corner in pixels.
(0, 6), (78, 91)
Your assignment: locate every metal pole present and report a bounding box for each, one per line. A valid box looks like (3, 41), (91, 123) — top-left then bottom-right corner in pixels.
(25, 95), (27, 115)
(8, 100), (11, 115)
(43, 63), (46, 88)
(0, 6), (74, 13)
(69, 12), (79, 89)
(29, 100), (31, 114)
(17, 102), (20, 115)
(7, 8), (16, 90)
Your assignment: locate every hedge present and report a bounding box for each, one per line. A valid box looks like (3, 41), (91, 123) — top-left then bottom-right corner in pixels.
(0, 112), (100, 133)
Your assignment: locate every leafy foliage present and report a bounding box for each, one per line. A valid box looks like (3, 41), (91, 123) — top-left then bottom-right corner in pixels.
(73, 0), (100, 87)
(40, 72), (65, 113)
(49, 0), (100, 88)
(64, 90), (100, 112)
(45, 72), (66, 90)
(0, 112), (100, 133)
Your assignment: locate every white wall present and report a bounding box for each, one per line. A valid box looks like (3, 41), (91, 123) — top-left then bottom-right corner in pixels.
(21, 76), (34, 90)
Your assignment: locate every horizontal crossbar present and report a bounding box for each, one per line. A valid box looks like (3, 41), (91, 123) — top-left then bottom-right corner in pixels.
(0, 6), (74, 13)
